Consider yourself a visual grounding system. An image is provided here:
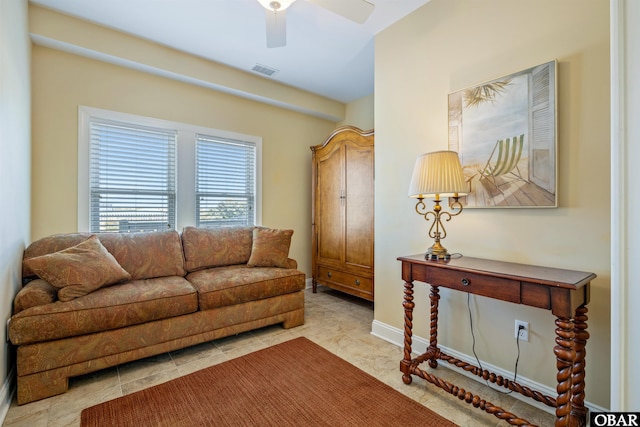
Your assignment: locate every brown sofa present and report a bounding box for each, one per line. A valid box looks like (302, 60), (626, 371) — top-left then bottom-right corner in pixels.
(8, 226), (305, 405)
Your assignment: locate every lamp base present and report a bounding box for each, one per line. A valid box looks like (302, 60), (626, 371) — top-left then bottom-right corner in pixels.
(425, 241), (451, 260)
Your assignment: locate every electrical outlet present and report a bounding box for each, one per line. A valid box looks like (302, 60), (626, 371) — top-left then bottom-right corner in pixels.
(515, 320), (529, 342)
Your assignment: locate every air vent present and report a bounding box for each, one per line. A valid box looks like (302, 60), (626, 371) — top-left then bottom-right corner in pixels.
(252, 64), (279, 77)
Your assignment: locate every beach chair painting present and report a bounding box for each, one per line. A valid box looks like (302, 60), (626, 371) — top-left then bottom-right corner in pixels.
(448, 60), (557, 208)
(478, 134), (526, 191)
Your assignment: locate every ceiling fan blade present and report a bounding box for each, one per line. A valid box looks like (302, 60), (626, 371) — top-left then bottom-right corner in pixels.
(307, 0), (374, 24)
(265, 9), (287, 48)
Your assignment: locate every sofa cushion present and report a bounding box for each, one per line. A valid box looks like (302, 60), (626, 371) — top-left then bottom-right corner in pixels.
(187, 264), (305, 310)
(9, 276), (197, 346)
(24, 236), (132, 302)
(13, 279), (57, 314)
(96, 230), (186, 280)
(182, 226), (254, 272)
(247, 228), (293, 268)
(22, 230), (185, 281)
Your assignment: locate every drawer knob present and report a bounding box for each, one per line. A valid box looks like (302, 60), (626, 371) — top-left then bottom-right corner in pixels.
(327, 271), (332, 278)
(355, 279), (360, 286)
(461, 278), (470, 286)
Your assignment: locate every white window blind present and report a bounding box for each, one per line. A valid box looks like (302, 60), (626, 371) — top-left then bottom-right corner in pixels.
(196, 135), (256, 227)
(89, 119), (177, 233)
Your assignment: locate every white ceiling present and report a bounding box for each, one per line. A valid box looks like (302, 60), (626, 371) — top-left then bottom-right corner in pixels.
(29, 0), (430, 103)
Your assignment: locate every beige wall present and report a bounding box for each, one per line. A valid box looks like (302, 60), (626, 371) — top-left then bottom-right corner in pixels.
(31, 44), (337, 277)
(374, 0), (610, 409)
(339, 94), (374, 131)
(0, 0), (31, 416)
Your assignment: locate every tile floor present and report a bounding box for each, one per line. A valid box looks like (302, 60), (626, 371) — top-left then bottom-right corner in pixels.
(2, 287), (557, 427)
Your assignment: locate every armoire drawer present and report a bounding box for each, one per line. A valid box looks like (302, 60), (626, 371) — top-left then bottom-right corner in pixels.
(317, 267), (372, 293)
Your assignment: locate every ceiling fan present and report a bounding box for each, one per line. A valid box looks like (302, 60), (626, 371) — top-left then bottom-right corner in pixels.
(256, 0), (375, 48)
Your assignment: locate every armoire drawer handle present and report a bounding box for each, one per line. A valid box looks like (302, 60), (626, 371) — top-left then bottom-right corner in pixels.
(461, 278), (470, 287)
(327, 271), (332, 278)
(355, 279), (360, 286)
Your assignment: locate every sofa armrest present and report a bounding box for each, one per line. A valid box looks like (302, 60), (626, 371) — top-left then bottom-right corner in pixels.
(285, 258), (297, 269)
(13, 279), (57, 314)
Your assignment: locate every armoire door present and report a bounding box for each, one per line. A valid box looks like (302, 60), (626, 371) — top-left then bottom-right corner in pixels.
(316, 143), (344, 267)
(344, 142), (373, 271)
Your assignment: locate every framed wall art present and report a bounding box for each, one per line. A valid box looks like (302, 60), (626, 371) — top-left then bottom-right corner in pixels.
(448, 60), (557, 208)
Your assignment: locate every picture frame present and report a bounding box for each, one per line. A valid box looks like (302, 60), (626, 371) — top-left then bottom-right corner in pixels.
(448, 60), (557, 208)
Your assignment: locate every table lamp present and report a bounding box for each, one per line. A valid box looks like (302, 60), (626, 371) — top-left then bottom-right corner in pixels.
(408, 150), (467, 260)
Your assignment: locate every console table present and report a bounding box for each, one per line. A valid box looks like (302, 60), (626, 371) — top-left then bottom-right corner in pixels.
(397, 254), (595, 427)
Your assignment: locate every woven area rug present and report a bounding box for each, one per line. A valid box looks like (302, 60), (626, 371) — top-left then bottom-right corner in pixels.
(81, 337), (457, 426)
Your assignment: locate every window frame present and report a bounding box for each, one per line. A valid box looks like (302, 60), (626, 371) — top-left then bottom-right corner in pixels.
(78, 106), (262, 232)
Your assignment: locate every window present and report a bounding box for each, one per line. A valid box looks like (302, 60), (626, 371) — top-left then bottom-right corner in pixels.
(196, 135), (256, 227)
(89, 120), (177, 232)
(78, 107), (262, 232)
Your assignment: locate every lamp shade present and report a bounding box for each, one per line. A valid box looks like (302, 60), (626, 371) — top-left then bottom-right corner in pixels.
(257, 0), (297, 11)
(408, 150), (467, 198)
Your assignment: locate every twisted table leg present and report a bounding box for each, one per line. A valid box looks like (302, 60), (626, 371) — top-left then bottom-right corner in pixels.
(428, 285), (440, 369)
(401, 280), (415, 385)
(570, 305), (589, 426)
(554, 317), (576, 427)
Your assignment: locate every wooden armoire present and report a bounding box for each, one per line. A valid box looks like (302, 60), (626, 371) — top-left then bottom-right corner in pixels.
(311, 126), (374, 301)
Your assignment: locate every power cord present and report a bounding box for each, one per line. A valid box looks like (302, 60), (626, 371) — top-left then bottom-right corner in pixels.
(466, 292), (521, 395)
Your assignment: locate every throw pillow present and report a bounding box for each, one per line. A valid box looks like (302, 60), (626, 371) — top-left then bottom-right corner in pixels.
(247, 228), (293, 268)
(24, 235), (131, 302)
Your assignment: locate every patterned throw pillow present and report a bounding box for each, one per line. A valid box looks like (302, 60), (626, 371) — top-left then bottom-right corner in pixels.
(24, 235), (131, 302)
(247, 228), (293, 268)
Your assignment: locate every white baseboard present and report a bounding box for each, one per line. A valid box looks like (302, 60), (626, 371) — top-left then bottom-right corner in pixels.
(305, 277), (313, 289)
(0, 367), (15, 426)
(370, 319), (608, 415)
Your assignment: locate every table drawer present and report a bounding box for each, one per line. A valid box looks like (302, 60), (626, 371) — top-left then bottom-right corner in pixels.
(317, 267), (373, 293)
(428, 268), (521, 303)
